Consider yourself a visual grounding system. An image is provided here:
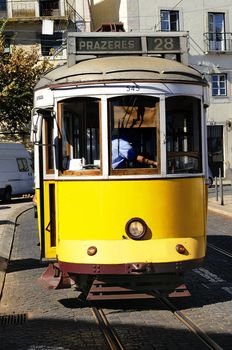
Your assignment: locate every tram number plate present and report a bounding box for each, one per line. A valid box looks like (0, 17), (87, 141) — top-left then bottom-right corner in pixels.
(147, 37), (180, 52)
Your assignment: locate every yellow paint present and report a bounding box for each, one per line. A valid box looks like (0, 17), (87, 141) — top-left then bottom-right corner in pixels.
(38, 177), (207, 261)
(58, 237), (205, 264)
(36, 183), (57, 258)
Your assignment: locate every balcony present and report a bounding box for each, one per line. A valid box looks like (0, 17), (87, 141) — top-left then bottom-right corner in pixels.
(204, 32), (232, 53)
(11, 1), (37, 18)
(4, 0), (78, 21)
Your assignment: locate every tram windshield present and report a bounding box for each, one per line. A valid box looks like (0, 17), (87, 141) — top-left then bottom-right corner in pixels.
(57, 95), (202, 176)
(109, 95), (159, 174)
(166, 96), (202, 174)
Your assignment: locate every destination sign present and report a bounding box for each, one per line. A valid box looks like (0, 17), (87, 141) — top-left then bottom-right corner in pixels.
(76, 36), (142, 52)
(75, 36), (181, 54)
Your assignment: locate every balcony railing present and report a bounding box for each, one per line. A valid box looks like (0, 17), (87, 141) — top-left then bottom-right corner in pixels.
(1, 0), (83, 22)
(204, 32), (232, 53)
(12, 1), (36, 18)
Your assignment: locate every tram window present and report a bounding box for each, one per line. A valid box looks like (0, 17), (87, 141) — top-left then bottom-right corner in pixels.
(45, 117), (55, 173)
(109, 95), (159, 173)
(166, 96), (202, 174)
(60, 98), (100, 173)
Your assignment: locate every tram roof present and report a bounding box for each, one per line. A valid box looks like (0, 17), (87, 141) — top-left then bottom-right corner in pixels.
(35, 56), (207, 90)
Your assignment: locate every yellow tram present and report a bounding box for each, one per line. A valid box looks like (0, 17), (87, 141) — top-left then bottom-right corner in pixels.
(32, 32), (209, 299)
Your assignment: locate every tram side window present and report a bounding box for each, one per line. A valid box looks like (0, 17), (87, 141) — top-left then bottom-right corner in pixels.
(45, 117), (55, 173)
(166, 96), (202, 174)
(60, 98), (100, 173)
(109, 95), (159, 173)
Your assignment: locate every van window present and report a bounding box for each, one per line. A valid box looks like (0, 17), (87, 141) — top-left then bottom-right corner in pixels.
(17, 158), (29, 172)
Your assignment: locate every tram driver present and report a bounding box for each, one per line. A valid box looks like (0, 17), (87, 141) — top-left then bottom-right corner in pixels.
(112, 135), (157, 169)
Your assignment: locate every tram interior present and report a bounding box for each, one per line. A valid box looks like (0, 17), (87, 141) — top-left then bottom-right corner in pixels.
(166, 96), (202, 174)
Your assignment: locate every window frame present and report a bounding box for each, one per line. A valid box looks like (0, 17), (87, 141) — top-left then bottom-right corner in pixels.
(39, 0), (59, 17)
(17, 158), (29, 172)
(40, 32), (63, 57)
(160, 10), (180, 32)
(211, 73), (227, 96)
(44, 116), (55, 174)
(165, 96), (202, 175)
(58, 98), (102, 176)
(208, 12), (226, 51)
(108, 95), (160, 176)
(0, 0), (6, 11)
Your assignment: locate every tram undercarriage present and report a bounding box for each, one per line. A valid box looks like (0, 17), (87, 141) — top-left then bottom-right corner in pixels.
(37, 258), (203, 300)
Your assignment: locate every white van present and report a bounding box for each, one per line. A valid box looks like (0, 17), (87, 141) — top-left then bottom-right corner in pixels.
(0, 143), (34, 202)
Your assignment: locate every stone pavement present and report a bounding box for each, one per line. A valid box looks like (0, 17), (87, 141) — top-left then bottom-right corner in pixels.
(0, 198), (33, 297)
(208, 186), (232, 218)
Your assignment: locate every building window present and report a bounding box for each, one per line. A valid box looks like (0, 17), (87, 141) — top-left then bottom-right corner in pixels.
(208, 13), (225, 51)
(3, 32), (14, 53)
(40, 32), (62, 56)
(160, 10), (179, 31)
(39, 0), (59, 17)
(0, 0), (6, 11)
(211, 74), (227, 96)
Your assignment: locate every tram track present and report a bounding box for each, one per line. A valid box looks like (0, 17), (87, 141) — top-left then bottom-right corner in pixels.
(151, 290), (224, 350)
(207, 242), (232, 258)
(90, 291), (224, 350)
(92, 306), (125, 350)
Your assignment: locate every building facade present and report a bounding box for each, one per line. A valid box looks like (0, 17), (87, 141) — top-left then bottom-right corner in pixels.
(90, 0), (232, 179)
(0, 0), (91, 62)
(0, 0), (92, 144)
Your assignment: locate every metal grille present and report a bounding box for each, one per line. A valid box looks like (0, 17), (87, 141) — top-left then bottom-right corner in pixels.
(0, 313), (28, 327)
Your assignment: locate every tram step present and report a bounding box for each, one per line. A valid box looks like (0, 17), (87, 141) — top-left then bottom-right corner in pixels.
(87, 278), (190, 300)
(37, 263), (72, 290)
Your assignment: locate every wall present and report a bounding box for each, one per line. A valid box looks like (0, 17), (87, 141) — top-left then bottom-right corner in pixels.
(90, 0), (121, 30)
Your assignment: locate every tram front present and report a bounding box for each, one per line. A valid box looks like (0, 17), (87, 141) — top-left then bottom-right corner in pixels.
(33, 54), (208, 299)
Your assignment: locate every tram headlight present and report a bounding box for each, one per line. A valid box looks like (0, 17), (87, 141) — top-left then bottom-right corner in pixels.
(125, 218), (147, 240)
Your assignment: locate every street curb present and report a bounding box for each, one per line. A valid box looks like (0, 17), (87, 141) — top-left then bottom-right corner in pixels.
(208, 206), (232, 218)
(0, 203), (33, 298)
